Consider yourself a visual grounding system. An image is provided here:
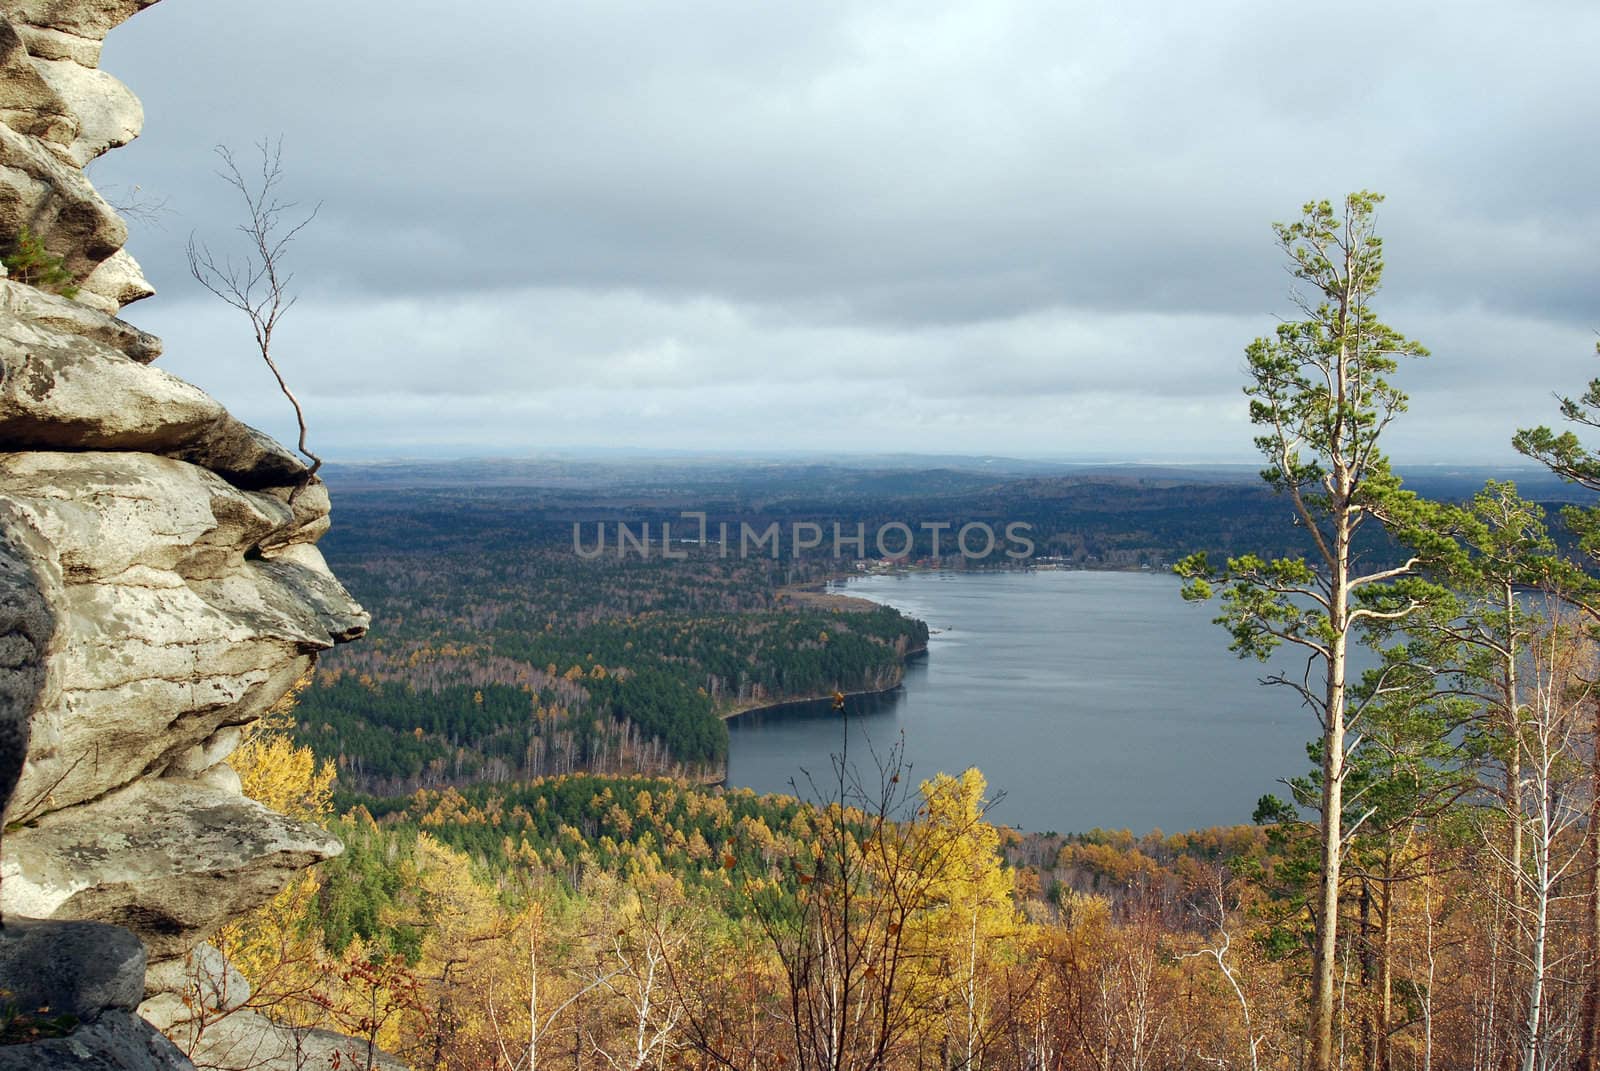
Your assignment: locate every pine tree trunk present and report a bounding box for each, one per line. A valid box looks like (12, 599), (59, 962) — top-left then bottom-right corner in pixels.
(1378, 870), (1394, 1071)
(1506, 581), (1524, 917)
(1311, 620), (1348, 1071)
(1361, 881), (1377, 1071)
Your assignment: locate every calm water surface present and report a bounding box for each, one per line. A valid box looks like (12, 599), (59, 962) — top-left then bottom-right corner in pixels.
(725, 570), (1315, 834)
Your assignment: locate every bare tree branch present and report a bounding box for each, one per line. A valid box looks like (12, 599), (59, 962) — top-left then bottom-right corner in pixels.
(187, 139), (323, 500)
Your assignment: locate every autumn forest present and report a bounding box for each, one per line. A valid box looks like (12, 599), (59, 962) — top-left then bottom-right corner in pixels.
(179, 195), (1600, 1071)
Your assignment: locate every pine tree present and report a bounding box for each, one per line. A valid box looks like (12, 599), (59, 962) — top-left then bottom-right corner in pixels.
(1176, 192), (1449, 1071)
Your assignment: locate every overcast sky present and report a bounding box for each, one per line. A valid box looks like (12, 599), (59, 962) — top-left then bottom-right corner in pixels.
(88, 0), (1599, 465)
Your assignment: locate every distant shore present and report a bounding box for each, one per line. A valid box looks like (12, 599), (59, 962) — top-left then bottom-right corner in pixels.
(719, 579), (930, 724)
(709, 632), (928, 788)
(773, 585), (889, 613)
(706, 671), (917, 788)
(716, 659), (922, 724)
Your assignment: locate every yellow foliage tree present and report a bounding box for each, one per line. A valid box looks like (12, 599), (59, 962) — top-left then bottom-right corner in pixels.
(197, 679), (343, 1051)
(907, 769), (1020, 1071)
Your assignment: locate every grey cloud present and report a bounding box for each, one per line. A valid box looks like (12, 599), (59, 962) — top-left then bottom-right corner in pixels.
(82, 0), (1600, 462)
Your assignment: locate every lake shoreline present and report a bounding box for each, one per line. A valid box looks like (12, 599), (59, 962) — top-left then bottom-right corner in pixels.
(718, 650), (927, 724)
(718, 577), (933, 724)
(708, 648), (928, 787)
(725, 568), (1305, 833)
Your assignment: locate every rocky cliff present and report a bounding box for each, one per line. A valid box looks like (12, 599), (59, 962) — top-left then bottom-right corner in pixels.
(0, 1), (377, 1067)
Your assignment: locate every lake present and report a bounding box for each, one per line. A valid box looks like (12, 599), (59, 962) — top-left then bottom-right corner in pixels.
(725, 569), (1318, 834)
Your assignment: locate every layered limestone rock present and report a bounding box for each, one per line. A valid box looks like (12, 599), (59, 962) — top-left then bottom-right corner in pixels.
(0, 1), (377, 1067)
(0, 0), (156, 313)
(0, 372), (364, 974)
(3, 781), (345, 959)
(0, 448), (359, 824)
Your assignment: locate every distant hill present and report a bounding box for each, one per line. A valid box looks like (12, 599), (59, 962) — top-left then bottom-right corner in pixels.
(323, 453), (1584, 502)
